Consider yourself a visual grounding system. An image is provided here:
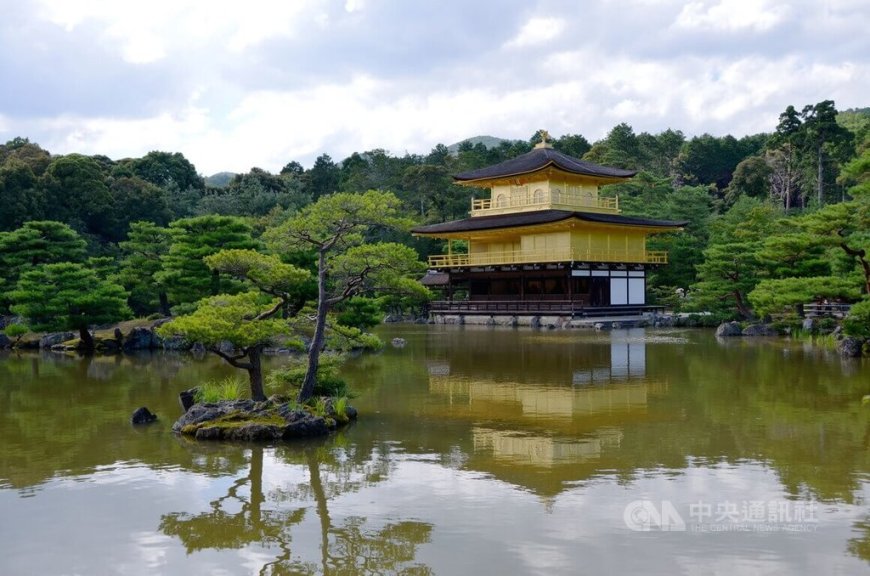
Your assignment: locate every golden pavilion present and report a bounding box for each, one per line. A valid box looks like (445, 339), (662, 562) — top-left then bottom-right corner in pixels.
(412, 131), (686, 320)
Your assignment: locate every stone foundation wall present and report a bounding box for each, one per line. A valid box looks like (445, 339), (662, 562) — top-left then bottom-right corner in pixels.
(429, 313), (651, 329)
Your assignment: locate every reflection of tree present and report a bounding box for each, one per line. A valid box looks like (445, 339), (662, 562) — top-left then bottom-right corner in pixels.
(160, 444), (432, 575)
(848, 517), (870, 563)
(302, 447), (432, 576)
(160, 448), (305, 558)
(323, 517), (432, 575)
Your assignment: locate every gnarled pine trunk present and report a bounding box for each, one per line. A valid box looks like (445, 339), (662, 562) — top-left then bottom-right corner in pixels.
(248, 347), (266, 401)
(298, 250), (329, 403)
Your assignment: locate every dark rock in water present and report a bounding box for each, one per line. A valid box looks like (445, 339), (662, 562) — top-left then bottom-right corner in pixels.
(344, 405), (358, 420)
(742, 324), (777, 337)
(192, 422), (284, 441)
(162, 335), (191, 351)
(715, 322), (743, 338)
(391, 338), (406, 348)
(179, 388), (198, 413)
(39, 332), (75, 349)
(838, 337), (864, 358)
(172, 400), (256, 433)
(99, 339), (120, 352)
(0, 333), (10, 348)
(282, 410), (330, 439)
(123, 327), (159, 351)
(131, 406), (158, 424)
(193, 426), (223, 440)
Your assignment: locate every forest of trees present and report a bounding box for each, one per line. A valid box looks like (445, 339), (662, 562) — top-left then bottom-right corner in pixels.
(1, 100), (868, 342)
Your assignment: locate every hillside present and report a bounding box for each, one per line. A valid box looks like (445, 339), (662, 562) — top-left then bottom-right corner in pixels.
(205, 171), (236, 188)
(447, 135), (509, 155)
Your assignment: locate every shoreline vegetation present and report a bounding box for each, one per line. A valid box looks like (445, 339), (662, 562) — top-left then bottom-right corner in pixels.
(1, 311), (865, 356)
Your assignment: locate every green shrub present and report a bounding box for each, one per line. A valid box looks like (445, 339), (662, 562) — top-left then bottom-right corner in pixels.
(333, 396), (348, 416)
(648, 285), (687, 311)
(311, 396), (328, 416)
(3, 323), (28, 342)
(195, 376), (247, 403)
(676, 313), (726, 328)
(814, 333), (839, 349)
(169, 302), (198, 317)
(267, 353), (353, 398)
(843, 299), (870, 339)
(327, 323), (383, 352)
(335, 296), (383, 330)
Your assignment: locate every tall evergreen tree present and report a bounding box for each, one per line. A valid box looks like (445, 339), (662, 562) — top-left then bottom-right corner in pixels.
(158, 250), (310, 400)
(800, 100), (854, 205)
(11, 262), (130, 351)
(690, 198), (779, 318)
(304, 154), (340, 199)
(0, 221), (87, 312)
(0, 160), (45, 231)
(266, 190), (427, 402)
(118, 221), (173, 315)
(157, 216), (259, 310)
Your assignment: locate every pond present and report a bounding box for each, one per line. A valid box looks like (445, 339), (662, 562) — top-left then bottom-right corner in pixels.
(0, 326), (868, 575)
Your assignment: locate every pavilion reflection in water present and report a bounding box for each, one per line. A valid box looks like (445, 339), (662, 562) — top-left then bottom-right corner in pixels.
(426, 332), (667, 470)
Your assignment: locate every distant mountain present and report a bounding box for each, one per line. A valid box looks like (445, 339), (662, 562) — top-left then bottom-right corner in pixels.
(446, 135), (510, 155)
(204, 171), (236, 188)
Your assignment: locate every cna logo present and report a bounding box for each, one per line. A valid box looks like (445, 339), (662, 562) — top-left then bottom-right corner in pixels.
(624, 500), (687, 532)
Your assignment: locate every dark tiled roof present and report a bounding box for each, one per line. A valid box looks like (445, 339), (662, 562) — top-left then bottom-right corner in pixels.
(412, 210), (687, 235)
(420, 272), (450, 286)
(454, 147), (636, 182)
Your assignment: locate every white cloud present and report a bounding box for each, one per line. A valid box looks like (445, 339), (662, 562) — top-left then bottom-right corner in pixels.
(5, 1), (867, 174)
(33, 0), (319, 63)
(23, 44), (867, 175)
(345, 0), (365, 13)
(504, 17), (566, 49)
(675, 0), (790, 32)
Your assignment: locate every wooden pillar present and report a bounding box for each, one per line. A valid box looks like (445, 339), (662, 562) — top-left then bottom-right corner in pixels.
(567, 269), (573, 302)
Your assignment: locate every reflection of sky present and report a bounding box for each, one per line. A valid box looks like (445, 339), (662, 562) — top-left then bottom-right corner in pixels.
(2, 453), (867, 575)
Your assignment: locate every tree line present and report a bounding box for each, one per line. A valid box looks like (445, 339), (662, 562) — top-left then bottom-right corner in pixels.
(1, 100), (868, 346)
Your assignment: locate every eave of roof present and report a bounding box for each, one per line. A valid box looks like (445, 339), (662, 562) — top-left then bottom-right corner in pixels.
(411, 210), (688, 236)
(420, 272), (450, 286)
(454, 147), (636, 183)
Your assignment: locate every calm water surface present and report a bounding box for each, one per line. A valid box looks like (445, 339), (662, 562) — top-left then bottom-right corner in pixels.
(0, 326), (868, 575)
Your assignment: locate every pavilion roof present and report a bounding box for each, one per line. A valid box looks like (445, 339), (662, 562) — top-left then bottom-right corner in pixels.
(412, 209), (687, 235)
(454, 146), (636, 183)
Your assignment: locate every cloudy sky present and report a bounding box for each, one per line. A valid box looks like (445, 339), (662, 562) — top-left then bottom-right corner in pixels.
(0, 0), (867, 175)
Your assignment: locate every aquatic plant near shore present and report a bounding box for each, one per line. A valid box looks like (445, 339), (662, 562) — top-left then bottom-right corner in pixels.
(194, 376), (246, 403)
